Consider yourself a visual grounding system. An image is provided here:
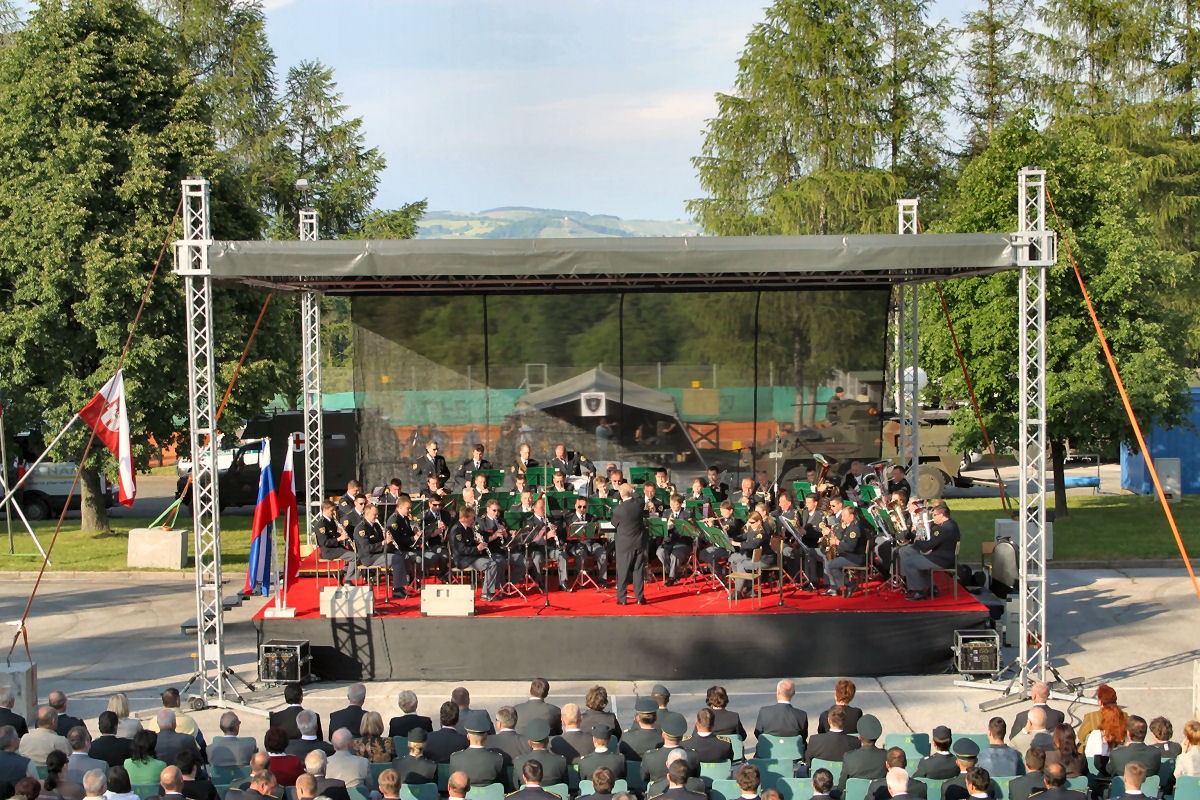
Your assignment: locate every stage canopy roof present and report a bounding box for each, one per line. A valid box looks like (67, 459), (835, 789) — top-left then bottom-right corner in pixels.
(205, 233), (1019, 295)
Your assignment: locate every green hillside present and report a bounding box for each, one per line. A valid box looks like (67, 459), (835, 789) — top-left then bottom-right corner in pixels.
(418, 206), (702, 239)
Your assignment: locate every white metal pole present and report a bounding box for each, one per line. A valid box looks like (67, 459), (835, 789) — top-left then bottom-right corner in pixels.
(1, 411), (11, 553)
(0, 416), (79, 512)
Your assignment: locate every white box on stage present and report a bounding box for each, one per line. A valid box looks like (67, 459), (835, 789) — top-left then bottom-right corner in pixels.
(421, 584), (475, 617)
(320, 586), (374, 618)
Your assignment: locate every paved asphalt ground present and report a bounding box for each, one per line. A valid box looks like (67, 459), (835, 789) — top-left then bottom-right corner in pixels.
(0, 466), (1196, 750)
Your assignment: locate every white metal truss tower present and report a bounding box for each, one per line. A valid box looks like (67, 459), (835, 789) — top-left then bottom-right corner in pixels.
(895, 199), (920, 478)
(175, 178), (229, 706)
(299, 208), (323, 537)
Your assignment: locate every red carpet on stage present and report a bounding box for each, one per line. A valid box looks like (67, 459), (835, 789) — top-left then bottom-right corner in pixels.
(255, 567), (989, 620)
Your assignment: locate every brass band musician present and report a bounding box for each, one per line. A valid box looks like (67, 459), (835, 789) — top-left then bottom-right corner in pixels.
(525, 496), (567, 588)
(450, 506), (501, 602)
(411, 440), (450, 487)
(729, 511), (768, 598)
(699, 500), (740, 580)
(658, 494), (692, 586)
(419, 497), (452, 574)
(479, 498), (527, 584)
(563, 496), (607, 588)
(821, 504), (867, 598)
(353, 502), (409, 599)
(314, 499), (356, 585)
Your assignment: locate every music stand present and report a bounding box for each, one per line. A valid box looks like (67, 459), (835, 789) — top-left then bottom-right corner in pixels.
(525, 467), (555, 489)
(469, 468), (506, 490)
(694, 518), (733, 591)
(493, 525), (526, 600)
(566, 521), (602, 591)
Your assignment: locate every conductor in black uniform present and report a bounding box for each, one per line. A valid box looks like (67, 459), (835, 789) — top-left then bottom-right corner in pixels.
(899, 500), (961, 600)
(412, 440), (450, 488)
(611, 484), (649, 605)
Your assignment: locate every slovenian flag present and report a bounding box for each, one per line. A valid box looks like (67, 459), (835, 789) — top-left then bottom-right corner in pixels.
(244, 439), (278, 595)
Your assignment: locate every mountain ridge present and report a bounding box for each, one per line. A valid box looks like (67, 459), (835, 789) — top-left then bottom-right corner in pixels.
(418, 206), (703, 239)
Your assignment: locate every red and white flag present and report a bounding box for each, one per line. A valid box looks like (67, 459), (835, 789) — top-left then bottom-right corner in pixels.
(278, 439), (302, 586)
(78, 370), (135, 507)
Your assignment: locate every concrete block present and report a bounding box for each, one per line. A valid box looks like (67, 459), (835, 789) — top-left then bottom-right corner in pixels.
(994, 518), (1054, 560)
(0, 662), (36, 725)
(127, 528), (189, 569)
(320, 586), (374, 618)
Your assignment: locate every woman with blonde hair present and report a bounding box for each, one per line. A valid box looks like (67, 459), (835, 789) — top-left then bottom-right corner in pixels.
(106, 693), (141, 739)
(352, 711), (396, 762)
(1176, 720), (1200, 778)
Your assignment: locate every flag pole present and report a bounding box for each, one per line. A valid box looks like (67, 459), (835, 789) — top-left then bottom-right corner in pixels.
(0, 409), (12, 554)
(0, 415), (79, 512)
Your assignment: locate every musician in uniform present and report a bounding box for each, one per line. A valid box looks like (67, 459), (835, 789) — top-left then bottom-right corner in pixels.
(525, 497), (567, 590)
(314, 499), (355, 585)
(654, 469), (675, 495)
(874, 490), (912, 579)
(699, 501), (739, 580)
(899, 500), (960, 600)
(419, 497), (452, 574)
(509, 443), (539, 489)
(421, 475), (449, 500)
(705, 467), (729, 501)
(770, 493), (803, 580)
(841, 460), (866, 499)
(733, 477), (765, 511)
(641, 482), (663, 516)
(480, 498), (527, 586)
(337, 480), (362, 522)
(563, 497), (606, 590)
(729, 511), (768, 599)
(886, 466), (910, 497)
(472, 472), (492, 497)
(412, 440), (450, 488)
(822, 504), (867, 598)
(549, 471), (570, 496)
(450, 507), (501, 602)
(353, 502), (409, 599)
(549, 444), (577, 477)
(593, 478), (617, 501)
(796, 493), (828, 588)
(457, 444), (492, 487)
(378, 478), (405, 520)
(343, 494), (368, 532)
(658, 495), (692, 587)
(385, 493), (420, 583)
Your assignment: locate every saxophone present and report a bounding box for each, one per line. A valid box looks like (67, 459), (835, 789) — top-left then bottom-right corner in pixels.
(818, 520), (839, 561)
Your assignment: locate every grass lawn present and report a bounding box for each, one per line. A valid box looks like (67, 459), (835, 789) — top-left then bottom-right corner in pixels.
(0, 494), (1193, 571)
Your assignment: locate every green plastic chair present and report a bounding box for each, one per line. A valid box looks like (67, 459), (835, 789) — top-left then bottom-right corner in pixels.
(809, 758), (842, 784)
(913, 777), (944, 800)
(776, 777), (813, 800)
(626, 760), (645, 792)
(1174, 775), (1200, 800)
(844, 777), (873, 800)
(701, 760), (734, 783)
(437, 762), (451, 792)
(398, 786), (439, 800)
(710, 779), (741, 800)
(1065, 776), (1088, 792)
(131, 785), (161, 800)
(990, 775), (1014, 800)
(884, 733), (931, 766)
(465, 783), (506, 800)
(542, 783), (569, 799)
(579, 779), (628, 795)
(211, 766), (252, 785)
(1111, 774), (1159, 798)
(756, 734), (806, 761)
(369, 762), (390, 789)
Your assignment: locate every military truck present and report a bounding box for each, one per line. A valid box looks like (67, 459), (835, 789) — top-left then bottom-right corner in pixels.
(767, 398), (885, 486)
(881, 407), (980, 498)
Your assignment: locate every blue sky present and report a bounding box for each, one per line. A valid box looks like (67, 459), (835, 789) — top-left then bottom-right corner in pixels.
(263, 0), (968, 221)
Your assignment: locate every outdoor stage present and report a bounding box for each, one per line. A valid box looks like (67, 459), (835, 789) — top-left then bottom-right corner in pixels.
(253, 570), (992, 682)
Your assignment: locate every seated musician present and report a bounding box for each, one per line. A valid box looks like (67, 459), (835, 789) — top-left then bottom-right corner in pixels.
(550, 470), (570, 495)
(705, 466), (729, 501)
(733, 477), (765, 510)
(549, 444), (577, 477)
(457, 444), (492, 486)
(729, 511), (768, 598)
(563, 496), (606, 589)
(699, 501), (739, 579)
(794, 492), (828, 586)
(472, 471), (491, 497)
(524, 496), (568, 589)
(874, 489), (912, 579)
(449, 506), (501, 602)
(641, 482), (663, 516)
(899, 500), (960, 601)
(459, 485), (479, 514)
(771, 492), (805, 580)
(343, 494), (368, 531)
(385, 493), (420, 582)
(754, 500), (779, 565)
(418, 497), (452, 574)
(313, 499), (355, 585)
(479, 498), (526, 585)
(516, 488), (535, 514)
(378, 478), (404, 519)
(593, 476), (616, 500)
(755, 471), (776, 506)
(421, 474), (448, 500)
(337, 479), (362, 522)
(508, 443), (538, 489)
(658, 494), (692, 587)
(353, 502), (409, 599)
(510, 473), (529, 500)
(886, 466), (910, 497)
(654, 468), (675, 495)
(822, 504), (867, 598)
(607, 469), (625, 493)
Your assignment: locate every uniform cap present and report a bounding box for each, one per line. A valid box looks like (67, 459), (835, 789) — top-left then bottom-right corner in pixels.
(661, 716), (687, 738)
(464, 710), (490, 735)
(651, 684), (671, 699)
(952, 738), (980, 758)
(857, 715), (882, 740)
(591, 723), (613, 740)
(524, 719), (550, 742)
(932, 725), (952, 741)
(634, 697), (658, 713)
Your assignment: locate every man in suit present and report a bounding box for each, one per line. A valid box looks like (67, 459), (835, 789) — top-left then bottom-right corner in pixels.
(551, 704), (594, 764)
(578, 725), (626, 782)
(885, 767), (918, 800)
(390, 727), (437, 785)
(868, 750), (927, 800)
(1030, 764), (1084, 800)
(642, 718), (699, 788)
(490, 707), (531, 767)
(1107, 716), (1162, 779)
(325, 729), (369, 788)
(412, 440), (450, 488)
(914, 727), (960, 780)
(509, 760), (563, 800)
(681, 710), (733, 764)
(1010, 708), (1055, 756)
(18, 706), (70, 764)
(651, 687), (687, 737)
(1113, 762), (1150, 800)
(1010, 684), (1066, 741)
(388, 690), (433, 739)
(425, 702), (469, 764)
(64, 728), (107, 784)
(270, 684), (322, 742)
(0, 690), (27, 738)
(754, 679), (809, 742)
(328, 684), (368, 740)
(515, 679), (562, 739)
(284, 711), (333, 758)
(612, 485), (649, 605)
(451, 688), (495, 736)
(838, 715), (887, 794)
(620, 698), (663, 762)
(88, 713), (132, 769)
(0, 726), (36, 790)
(514, 719), (568, 788)
(207, 712), (256, 768)
(153, 710), (203, 768)
(649, 757), (707, 800)
(804, 706), (860, 765)
(49, 692), (86, 739)
(977, 718), (1023, 778)
(1006, 748), (1047, 800)
(157, 765), (188, 800)
(448, 712), (505, 788)
(300, 751), (351, 800)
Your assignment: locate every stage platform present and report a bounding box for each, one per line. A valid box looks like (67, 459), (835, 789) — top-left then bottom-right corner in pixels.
(253, 571), (991, 682)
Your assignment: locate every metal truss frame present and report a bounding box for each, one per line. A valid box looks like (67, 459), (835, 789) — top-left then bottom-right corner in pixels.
(299, 208), (323, 539)
(895, 200), (921, 478)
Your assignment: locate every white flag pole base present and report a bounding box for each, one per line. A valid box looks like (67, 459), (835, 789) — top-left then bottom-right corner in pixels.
(262, 606), (295, 618)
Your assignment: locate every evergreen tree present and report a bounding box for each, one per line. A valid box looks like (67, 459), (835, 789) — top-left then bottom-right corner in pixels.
(957, 0), (1031, 150)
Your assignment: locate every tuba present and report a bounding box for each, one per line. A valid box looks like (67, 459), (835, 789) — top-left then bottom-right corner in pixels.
(866, 459), (891, 487)
(814, 453), (832, 488)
